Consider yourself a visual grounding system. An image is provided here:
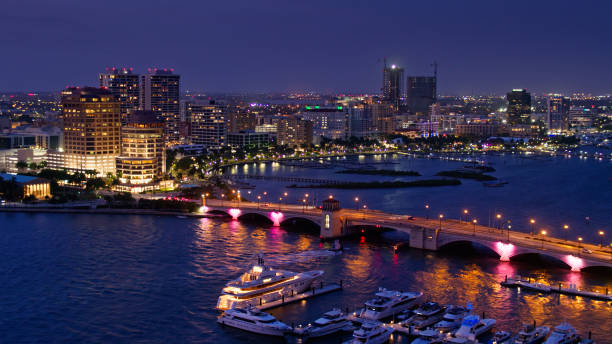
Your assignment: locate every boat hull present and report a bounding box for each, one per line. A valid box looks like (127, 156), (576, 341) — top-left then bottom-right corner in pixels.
(217, 317), (289, 336)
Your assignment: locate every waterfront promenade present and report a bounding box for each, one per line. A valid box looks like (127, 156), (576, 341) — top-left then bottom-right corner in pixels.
(204, 199), (612, 272)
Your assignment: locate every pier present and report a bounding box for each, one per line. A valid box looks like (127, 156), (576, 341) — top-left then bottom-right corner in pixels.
(256, 282), (342, 310)
(203, 198), (612, 272)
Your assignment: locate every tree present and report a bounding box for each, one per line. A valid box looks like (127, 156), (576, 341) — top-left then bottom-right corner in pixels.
(86, 178), (106, 190)
(15, 160), (29, 171)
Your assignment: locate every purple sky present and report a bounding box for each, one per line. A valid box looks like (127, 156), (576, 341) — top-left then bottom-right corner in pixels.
(1, 0), (611, 95)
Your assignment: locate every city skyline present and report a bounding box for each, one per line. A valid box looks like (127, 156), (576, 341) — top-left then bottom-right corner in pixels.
(2, 1), (612, 95)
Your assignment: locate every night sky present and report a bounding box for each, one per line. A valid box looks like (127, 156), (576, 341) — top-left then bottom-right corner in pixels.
(1, 0), (611, 95)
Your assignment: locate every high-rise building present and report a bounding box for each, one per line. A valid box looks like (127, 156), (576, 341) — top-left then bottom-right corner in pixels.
(547, 94), (570, 131)
(277, 116), (313, 147)
(187, 101), (226, 148)
(382, 63), (404, 108)
(406, 76), (436, 117)
(299, 106), (348, 144)
(507, 89), (532, 125)
(59, 87), (121, 175)
(99, 67), (140, 122)
(115, 110), (165, 187)
(141, 68), (180, 144)
(368, 102), (395, 135)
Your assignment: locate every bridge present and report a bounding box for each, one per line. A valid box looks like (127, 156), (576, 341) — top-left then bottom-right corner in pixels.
(203, 198), (612, 272)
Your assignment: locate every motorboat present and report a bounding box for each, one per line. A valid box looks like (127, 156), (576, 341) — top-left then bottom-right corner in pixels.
(402, 302), (446, 330)
(359, 288), (423, 320)
(443, 337), (476, 344)
(294, 308), (352, 338)
(492, 330), (513, 343)
(410, 329), (447, 344)
(217, 306), (291, 336)
(434, 305), (469, 333)
(216, 254), (324, 310)
(514, 323), (550, 344)
(544, 323), (580, 344)
(454, 315), (496, 340)
(346, 321), (394, 344)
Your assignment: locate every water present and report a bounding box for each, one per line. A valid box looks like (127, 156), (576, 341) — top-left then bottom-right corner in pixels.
(226, 152), (612, 243)
(0, 212), (610, 343)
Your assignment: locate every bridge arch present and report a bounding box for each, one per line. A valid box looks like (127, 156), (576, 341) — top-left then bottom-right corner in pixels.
(509, 252), (573, 270)
(207, 209), (232, 218)
(437, 239), (501, 258)
(238, 212), (274, 226)
(280, 216), (321, 233)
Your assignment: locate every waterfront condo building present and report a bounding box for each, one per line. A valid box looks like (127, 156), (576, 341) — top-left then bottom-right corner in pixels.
(187, 101), (226, 149)
(276, 116), (313, 147)
(547, 94), (570, 131)
(99, 67), (140, 123)
(299, 106), (348, 144)
(141, 68), (180, 144)
(115, 111), (165, 189)
(507, 89), (532, 125)
(59, 87), (121, 175)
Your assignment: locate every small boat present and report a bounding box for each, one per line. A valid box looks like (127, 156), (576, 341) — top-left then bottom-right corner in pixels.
(454, 315), (496, 340)
(410, 329), (447, 344)
(492, 330), (513, 343)
(434, 305), (469, 333)
(443, 337), (476, 344)
(402, 302), (446, 330)
(345, 321), (394, 344)
(294, 308), (353, 338)
(217, 307), (291, 336)
(329, 239), (344, 254)
(544, 323), (580, 344)
(359, 288), (423, 321)
(514, 323), (550, 344)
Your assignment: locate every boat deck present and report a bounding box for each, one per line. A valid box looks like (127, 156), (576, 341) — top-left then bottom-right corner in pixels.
(256, 283), (343, 310)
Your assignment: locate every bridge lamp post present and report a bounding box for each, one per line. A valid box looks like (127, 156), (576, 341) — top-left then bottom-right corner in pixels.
(221, 194), (225, 206)
(529, 219), (535, 235)
(305, 194), (309, 209)
(598, 230), (605, 247)
(540, 230), (547, 249)
(257, 195), (261, 209)
(578, 237), (583, 255)
(279, 197), (283, 211)
(354, 197), (359, 210)
(425, 204), (430, 219)
(562, 224), (569, 241)
(439, 214), (444, 230)
(363, 204), (367, 219)
(302, 199), (306, 213)
(462, 209), (468, 223)
(496, 214), (502, 230)
(472, 219), (477, 236)
(507, 223), (511, 243)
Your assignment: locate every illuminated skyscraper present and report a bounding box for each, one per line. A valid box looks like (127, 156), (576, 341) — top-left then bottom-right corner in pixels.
(187, 101), (226, 148)
(60, 87), (121, 175)
(547, 94), (570, 131)
(99, 67), (140, 122)
(507, 89), (532, 125)
(116, 110), (165, 187)
(406, 76), (436, 117)
(382, 63), (404, 108)
(141, 68), (180, 144)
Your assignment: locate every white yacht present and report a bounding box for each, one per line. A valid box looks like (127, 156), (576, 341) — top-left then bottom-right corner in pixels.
(492, 330), (512, 343)
(217, 307), (292, 336)
(544, 323), (580, 344)
(514, 323), (550, 344)
(294, 308), (353, 338)
(359, 288), (423, 320)
(434, 305), (469, 333)
(346, 321), (394, 344)
(216, 254), (324, 310)
(402, 301), (446, 330)
(411, 329), (447, 344)
(454, 315), (496, 340)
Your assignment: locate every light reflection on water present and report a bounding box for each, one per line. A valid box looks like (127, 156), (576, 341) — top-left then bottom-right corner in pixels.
(0, 213), (610, 343)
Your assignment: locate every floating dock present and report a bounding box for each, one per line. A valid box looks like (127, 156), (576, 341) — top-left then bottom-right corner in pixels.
(257, 283), (343, 310)
(501, 276), (612, 301)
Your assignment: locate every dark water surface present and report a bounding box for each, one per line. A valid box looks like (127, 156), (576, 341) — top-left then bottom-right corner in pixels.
(0, 213), (610, 343)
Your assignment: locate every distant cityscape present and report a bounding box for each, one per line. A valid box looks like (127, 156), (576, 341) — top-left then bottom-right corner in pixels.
(1, 64), (611, 198)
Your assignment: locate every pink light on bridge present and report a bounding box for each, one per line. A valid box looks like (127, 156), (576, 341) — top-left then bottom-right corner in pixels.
(563, 255), (584, 272)
(228, 208), (241, 220)
(200, 205), (209, 213)
(495, 242), (515, 261)
(270, 212), (284, 226)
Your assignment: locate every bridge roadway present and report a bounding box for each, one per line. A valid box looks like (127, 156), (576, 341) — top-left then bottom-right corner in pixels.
(203, 199), (612, 271)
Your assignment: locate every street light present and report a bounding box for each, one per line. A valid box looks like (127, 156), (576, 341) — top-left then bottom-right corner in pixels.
(463, 209), (468, 222)
(496, 214), (502, 229)
(257, 195), (261, 208)
(221, 193), (225, 206)
(598, 230), (605, 247)
(529, 219), (535, 235)
(439, 214), (444, 230)
(425, 204), (430, 219)
(540, 230), (547, 249)
(472, 219), (477, 236)
(563, 224), (569, 241)
(578, 236), (583, 254)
